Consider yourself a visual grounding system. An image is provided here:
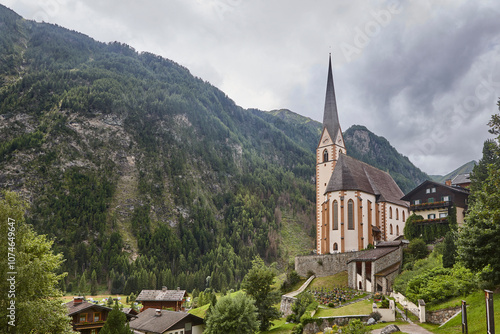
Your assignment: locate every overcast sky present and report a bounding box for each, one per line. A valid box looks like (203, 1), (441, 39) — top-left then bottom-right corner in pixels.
(2, 0), (500, 175)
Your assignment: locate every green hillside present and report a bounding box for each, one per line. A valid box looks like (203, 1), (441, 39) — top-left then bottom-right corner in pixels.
(0, 4), (316, 293)
(430, 160), (477, 183)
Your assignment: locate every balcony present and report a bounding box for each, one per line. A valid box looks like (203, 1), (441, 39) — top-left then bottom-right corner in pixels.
(412, 217), (448, 225)
(410, 201), (451, 212)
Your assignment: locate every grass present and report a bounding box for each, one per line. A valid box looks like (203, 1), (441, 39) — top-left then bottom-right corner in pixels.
(188, 290), (243, 319)
(420, 289), (500, 334)
(279, 210), (314, 263)
(313, 299), (373, 317)
(307, 271), (349, 289)
(261, 318), (297, 334)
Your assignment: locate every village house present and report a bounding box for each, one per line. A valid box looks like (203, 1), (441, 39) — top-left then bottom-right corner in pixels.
(316, 55), (409, 254)
(450, 172), (471, 188)
(129, 308), (204, 334)
(401, 179), (470, 226)
(137, 287), (187, 312)
(65, 297), (135, 333)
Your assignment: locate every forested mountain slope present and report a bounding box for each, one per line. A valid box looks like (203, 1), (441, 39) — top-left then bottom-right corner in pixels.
(0, 5), (316, 293)
(1, 5), (430, 294)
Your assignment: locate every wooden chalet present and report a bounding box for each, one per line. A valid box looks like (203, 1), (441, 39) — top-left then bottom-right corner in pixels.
(65, 297), (135, 333)
(401, 179), (470, 226)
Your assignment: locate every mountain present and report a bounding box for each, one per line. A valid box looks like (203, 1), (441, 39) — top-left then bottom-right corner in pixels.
(0, 5), (429, 294)
(430, 160), (477, 184)
(0, 4), (316, 293)
(343, 125), (430, 194)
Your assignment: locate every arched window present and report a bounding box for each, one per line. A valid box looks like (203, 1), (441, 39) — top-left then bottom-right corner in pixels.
(389, 207), (392, 219)
(323, 149), (328, 162)
(348, 199), (354, 230)
(390, 224), (393, 235)
(396, 208), (399, 220)
(333, 200), (338, 230)
(402, 211), (405, 222)
(396, 225), (400, 236)
(333, 243), (338, 251)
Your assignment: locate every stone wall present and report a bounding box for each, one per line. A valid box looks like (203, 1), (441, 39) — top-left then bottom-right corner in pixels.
(426, 306), (461, 325)
(280, 296), (296, 317)
(302, 315), (370, 334)
(295, 252), (361, 277)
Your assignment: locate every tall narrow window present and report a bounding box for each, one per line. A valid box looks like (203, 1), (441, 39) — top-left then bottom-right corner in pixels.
(333, 200), (338, 230)
(389, 207), (392, 219)
(396, 208), (399, 220)
(323, 149), (328, 162)
(396, 225), (399, 235)
(390, 224), (393, 235)
(348, 199), (354, 230)
(402, 211), (405, 222)
(333, 243), (338, 251)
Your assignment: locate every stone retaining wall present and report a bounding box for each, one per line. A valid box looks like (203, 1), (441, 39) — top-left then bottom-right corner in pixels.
(295, 252), (361, 277)
(426, 306), (461, 325)
(302, 316), (370, 334)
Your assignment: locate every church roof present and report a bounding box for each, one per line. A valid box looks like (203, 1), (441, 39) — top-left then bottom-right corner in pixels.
(322, 54), (341, 141)
(325, 154), (408, 207)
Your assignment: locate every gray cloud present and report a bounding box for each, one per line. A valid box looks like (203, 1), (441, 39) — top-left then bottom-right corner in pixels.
(2, 0), (499, 176)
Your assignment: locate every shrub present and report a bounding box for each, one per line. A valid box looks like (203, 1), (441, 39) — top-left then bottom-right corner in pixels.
(369, 311), (382, 322)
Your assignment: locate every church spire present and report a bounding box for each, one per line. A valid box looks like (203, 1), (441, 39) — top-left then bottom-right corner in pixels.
(322, 54), (341, 141)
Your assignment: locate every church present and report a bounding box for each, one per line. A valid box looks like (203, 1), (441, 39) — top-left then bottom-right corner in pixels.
(316, 56), (409, 254)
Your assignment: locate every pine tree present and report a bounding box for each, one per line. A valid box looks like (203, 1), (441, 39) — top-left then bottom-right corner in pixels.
(0, 191), (73, 333)
(91, 269), (98, 295)
(442, 232), (457, 268)
(458, 108), (500, 284)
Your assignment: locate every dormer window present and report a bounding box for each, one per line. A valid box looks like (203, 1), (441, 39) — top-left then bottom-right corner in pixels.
(323, 149), (328, 162)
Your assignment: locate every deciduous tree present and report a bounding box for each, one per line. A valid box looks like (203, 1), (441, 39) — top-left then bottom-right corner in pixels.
(241, 257), (280, 332)
(204, 293), (259, 334)
(99, 303), (133, 334)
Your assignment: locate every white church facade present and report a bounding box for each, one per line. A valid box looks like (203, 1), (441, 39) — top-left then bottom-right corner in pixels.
(316, 56), (409, 255)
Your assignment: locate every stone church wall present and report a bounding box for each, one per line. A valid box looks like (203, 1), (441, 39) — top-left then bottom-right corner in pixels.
(295, 252), (361, 277)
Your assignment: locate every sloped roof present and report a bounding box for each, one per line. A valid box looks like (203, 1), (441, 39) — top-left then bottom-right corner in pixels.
(322, 54), (341, 142)
(129, 308), (203, 334)
(325, 154), (408, 207)
(451, 173), (470, 185)
(401, 179), (469, 200)
(65, 300), (112, 316)
(347, 246), (399, 263)
(137, 289), (187, 302)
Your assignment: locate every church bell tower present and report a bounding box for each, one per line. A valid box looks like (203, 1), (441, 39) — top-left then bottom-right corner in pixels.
(316, 55), (346, 254)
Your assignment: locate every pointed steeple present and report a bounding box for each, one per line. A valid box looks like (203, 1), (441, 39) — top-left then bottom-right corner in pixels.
(322, 54), (341, 141)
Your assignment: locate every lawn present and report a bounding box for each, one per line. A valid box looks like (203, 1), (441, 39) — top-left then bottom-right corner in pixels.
(420, 290), (500, 334)
(307, 271), (349, 289)
(313, 299), (373, 317)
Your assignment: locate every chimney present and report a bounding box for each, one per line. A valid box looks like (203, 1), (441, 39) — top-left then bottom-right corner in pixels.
(162, 286), (167, 292)
(73, 297), (84, 305)
(445, 179), (452, 186)
(155, 309), (162, 317)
